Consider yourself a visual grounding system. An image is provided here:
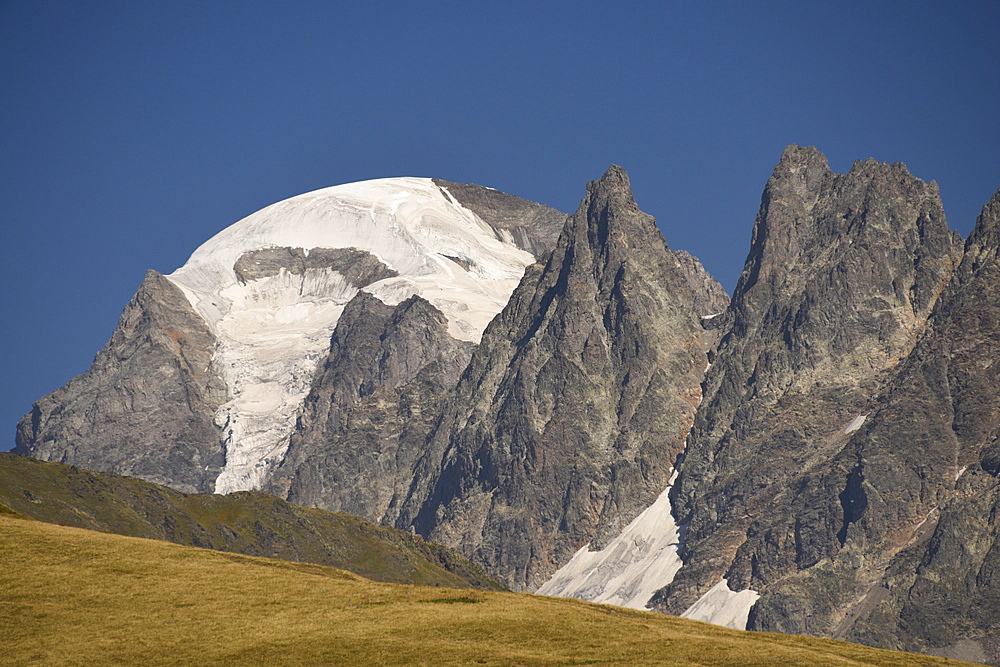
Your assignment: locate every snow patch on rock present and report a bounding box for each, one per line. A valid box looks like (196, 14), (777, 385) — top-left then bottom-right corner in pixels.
(166, 178), (536, 493)
(681, 578), (760, 630)
(535, 471), (684, 610)
(844, 414), (868, 434)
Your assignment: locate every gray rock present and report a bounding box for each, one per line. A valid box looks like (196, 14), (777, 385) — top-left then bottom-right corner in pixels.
(657, 145), (962, 619)
(15, 270), (227, 493)
(400, 165), (726, 591)
(433, 179), (567, 257)
(830, 188), (1000, 663)
(233, 246), (398, 285)
(264, 292), (474, 524)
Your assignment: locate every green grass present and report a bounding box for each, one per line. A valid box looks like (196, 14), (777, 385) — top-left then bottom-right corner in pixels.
(0, 514), (974, 666)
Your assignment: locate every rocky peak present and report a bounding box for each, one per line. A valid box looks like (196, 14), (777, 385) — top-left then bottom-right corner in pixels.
(398, 165), (725, 591)
(741, 186), (1000, 662)
(961, 188), (1000, 278)
(15, 270), (227, 493)
(661, 146), (962, 617)
(265, 290), (474, 522)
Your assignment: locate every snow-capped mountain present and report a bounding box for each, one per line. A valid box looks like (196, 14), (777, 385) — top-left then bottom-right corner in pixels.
(15, 151), (1000, 663)
(166, 177), (548, 492)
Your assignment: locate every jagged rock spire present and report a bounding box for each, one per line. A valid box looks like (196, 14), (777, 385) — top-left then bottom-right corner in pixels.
(398, 165), (726, 591)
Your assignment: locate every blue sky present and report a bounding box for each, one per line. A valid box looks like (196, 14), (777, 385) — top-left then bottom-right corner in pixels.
(2, 1), (998, 448)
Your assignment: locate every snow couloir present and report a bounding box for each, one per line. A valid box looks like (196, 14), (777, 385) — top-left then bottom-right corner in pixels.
(166, 177), (536, 494)
(536, 469), (760, 629)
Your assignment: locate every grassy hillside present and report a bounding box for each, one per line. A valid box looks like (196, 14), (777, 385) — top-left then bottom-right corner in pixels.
(1, 514), (974, 666)
(0, 453), (499, 590)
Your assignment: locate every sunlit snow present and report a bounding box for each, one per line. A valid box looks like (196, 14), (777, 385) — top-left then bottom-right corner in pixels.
(536, 468), (761, 630)
(166, 178), (535, 493)
(844, 414), (868, 434)
(681, 578), (760, 629)
(535, 472), (684, 610)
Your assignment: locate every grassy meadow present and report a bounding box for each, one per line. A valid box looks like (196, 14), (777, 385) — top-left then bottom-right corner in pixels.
(0, 514), (975, 666)
(0, 453), (500, 590)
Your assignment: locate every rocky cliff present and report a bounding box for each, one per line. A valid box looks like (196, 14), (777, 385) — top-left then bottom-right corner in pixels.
(265, 292), (474, 524)
(14, 270), (227, 493)
(651, 147), (1000, 664)
(398, 165), (726, 591)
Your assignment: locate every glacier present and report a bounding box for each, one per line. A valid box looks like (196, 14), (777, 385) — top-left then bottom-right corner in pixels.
(166, 177), (536, 493)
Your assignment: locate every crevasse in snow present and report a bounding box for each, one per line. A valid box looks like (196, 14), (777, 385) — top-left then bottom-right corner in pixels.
(166, 178), (535, 494)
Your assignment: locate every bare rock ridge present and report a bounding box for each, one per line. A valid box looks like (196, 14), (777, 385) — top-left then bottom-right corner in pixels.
(653, 146), (999, 663)
(14, 270), (227, 493)
(834, 188), (1000, 662)
(432, 178), (567, 257)
(397, 165), (725, 591)
(233, 246), (398, 285)
(265, 292), (474, 524)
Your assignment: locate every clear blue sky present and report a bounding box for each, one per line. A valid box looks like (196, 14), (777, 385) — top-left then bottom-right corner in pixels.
(2, 1), (998, 448)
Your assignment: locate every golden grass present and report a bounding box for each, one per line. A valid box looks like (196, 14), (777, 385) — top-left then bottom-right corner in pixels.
(1, 515), (973, 666)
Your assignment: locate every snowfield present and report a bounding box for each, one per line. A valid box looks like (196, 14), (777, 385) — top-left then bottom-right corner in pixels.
(167, 178), (535, 493)
(536, 469), (760, 629)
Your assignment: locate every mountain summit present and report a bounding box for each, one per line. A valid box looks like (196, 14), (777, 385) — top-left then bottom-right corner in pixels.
(14, 151), (1000, 664)
(17, 178), (565, 494)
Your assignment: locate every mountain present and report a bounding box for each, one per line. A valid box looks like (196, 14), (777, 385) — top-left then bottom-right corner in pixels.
(16, 178), (565, 495)
(12, 148), (1000, 664)
(14, 270), (227, 494)
(396, 165), (726, 591)
(0, 452), (500, 590)
(265, 291), (476, 524)
(650, 147), (997, 663)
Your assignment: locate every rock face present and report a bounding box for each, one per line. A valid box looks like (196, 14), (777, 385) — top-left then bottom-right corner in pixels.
(432, 179), (567, 257)
(650, 148), (1000, 663)
(14, 271), (227, 493)
(398, 166), (725, 591)
(233, 246), (399, 285)
(831, 189), (1000, 663)
(265, 292), (474, 524)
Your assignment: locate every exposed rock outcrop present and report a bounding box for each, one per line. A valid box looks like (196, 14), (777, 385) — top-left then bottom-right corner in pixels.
(15, 271), (227, 493)
(233, 246), (398, 285)
(400, 165), (726, 591)
(826, 189), (1000, 663)
(433, 179), (567, 257)
(265, 292), (474, 523)
(657, 146), (962, 617)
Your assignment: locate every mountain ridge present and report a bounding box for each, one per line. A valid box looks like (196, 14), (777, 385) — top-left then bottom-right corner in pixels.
(11, 147), (1000, 663)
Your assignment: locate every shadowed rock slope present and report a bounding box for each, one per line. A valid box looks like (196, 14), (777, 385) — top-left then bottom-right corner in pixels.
(14, 270), (227, 494)
(399, 165), (727, 591)
(0, 453), (501, 590)
(433, 178), (567, 257)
